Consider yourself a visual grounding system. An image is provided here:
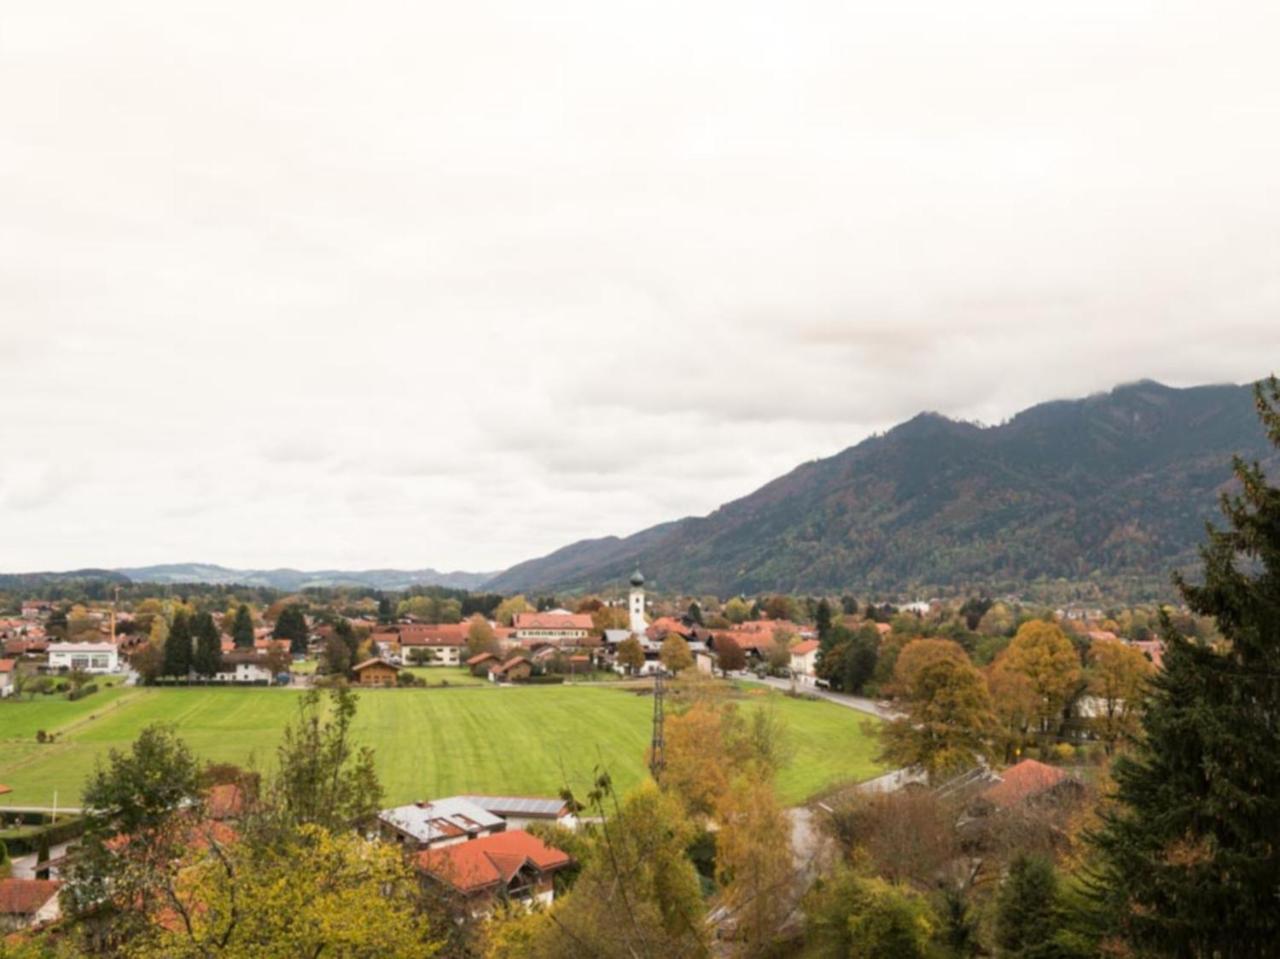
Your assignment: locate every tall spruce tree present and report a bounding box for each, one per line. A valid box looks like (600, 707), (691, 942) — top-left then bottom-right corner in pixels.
(231, 603), (255, 649)
(995, 854), (1061, 959)
(1089, 376), (1280, 955)
(162, 611), (193, 679)
(191, 611), (222, 678)
(274, 604), (309, 655)
(816, 598), (834, 644)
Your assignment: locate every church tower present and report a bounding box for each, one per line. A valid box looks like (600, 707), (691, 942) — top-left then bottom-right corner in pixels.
(628, 569), (647, 635)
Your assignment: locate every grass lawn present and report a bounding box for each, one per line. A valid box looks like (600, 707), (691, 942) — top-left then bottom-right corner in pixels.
(0, 683), (885, 809)
(403, 666), (488, 686)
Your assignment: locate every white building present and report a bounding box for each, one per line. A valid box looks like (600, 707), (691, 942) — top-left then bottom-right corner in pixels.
(0, 658), (15, 697)
(46, 642), (118, 674)
(789, 639), (821, 686)
(212, 652), (275, 684)
(628, 569), (648, 634)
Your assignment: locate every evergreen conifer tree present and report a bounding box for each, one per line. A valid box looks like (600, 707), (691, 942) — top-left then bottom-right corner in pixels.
(995, 854), (1061, 958)
(1088, 376), (1280, 954)
(231, 603), (255, 649)
(816, 598), (834, 644)
(162, 611), (193, 679)
(191, 611), (222, 677)
(274, 604), (309, 654)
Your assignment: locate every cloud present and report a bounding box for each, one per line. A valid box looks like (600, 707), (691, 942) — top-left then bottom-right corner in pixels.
(1, 0), (1278, 570)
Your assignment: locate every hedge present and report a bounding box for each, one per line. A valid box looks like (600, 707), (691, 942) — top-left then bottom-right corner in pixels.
(0, 816), (86, 856)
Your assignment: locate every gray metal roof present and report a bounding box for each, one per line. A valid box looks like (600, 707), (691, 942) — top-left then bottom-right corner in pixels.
(462, 795), (569, 817)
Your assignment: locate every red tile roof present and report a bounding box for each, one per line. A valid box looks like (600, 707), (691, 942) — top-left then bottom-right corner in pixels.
(490, 655), (531, 675)
(0, 659), (15, 673)
(206, 783), (246, 820)
(466, 652), (499, 665)
(0, 878), (61, 916)
(790, 639), (820, 656)
(513, 613), (594, 631)
(397, 624), (469, 646)
(415, 830), (570, 893)
(982, 759), (1074, 808)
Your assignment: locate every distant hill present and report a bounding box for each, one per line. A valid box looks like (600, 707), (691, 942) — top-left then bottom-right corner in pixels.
(112, 563), (496, 592)
(489, 380), (1277, 597)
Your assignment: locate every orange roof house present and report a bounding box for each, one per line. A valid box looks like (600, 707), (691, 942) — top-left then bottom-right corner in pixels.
(351, 658), (400, 686)
(415, 829), (571, 912)
(488, 656), (532, 683)
(980, 759), (1082, 809)
(0, 878), (62, 929)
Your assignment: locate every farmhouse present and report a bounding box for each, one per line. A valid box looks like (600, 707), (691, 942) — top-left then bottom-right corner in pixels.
(379, 796), (505, 850)
(351, 658), (400, 686)
(488, 655), (532, 683)
(213, 651), (275, 684)
(414, 829), (571, 915)
(789, 639), (821, 686)
(0, 878), (62, 931)
(466, 651), (500, 676)
(398, 624), (469, 666)
(47, 642), (119, 674)
(978, 759), (1083, 811)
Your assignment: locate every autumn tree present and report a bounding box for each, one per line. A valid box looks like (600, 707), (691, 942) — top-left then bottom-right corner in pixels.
(878, 657), (996, 781)
(493, 595), (530, 626)
(715, 636), (746, 675)
(723, 597), (751, 624)
(465, 614), (500, 658)
(891, 638), (968, 698)
(994, 620), (1082, 742)
(1088, 378), (1280, 955)
(659, 633), (694, 673)
(616, 635), (645, 674)
(125, 825), (441, 959)
(230, 604), (254, 649)
(1086, 637), (1153, 755)
(487, 778), (708, 959)
(715, 773), (796, 956)
(804, 868), (936, 959)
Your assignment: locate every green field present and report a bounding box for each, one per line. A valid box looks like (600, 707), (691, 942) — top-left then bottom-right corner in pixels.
(0, 680), (884, 808)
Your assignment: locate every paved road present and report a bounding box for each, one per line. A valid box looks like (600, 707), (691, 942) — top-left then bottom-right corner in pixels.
(736, 674), (900, 719)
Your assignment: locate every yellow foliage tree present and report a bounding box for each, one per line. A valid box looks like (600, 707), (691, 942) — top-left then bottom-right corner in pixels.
(660, 634), (694, 673)
(1087, 637), (1154, 754)
(995, 620), (1083, 740)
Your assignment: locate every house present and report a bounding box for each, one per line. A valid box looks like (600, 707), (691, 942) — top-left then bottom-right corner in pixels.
(460, 795), (579, 831)
(379, 796), (506, 849)
(414, 829), (571, 915)
(20, 600), (53, 620)
(351, 658), (400, 686)
(46, 642), (119, 674)
(978, 759), (1083, 810)
(512, 612), (593, 645)
(0, 659), (15, 698)
(488, 656), (532, 683)
(1130, 639), (1165, 669)
(213, 651), (275, 684)
(789, 639), (821, 686)
(0, 878), (62, 931)
(694, 649), (715, 676)
(466, 651), (500, 676)
(398, 624), (470, 666)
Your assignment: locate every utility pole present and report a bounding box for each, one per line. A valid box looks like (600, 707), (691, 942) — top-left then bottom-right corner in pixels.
(648, 668), (666, 782)
(109, 585), (120, 644)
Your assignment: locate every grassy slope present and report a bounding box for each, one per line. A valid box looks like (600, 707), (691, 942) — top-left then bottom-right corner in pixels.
(0, 682), (883, 808)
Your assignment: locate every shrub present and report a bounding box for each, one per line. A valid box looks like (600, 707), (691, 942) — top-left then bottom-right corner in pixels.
(67, 682), (99, 701)
(1053, 742), (1076, 763)
(35, 729), (46, 743)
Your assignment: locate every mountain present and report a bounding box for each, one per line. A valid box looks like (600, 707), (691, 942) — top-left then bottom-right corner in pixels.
(112, 564), (496, 592)
(489, 380), (1278, 597)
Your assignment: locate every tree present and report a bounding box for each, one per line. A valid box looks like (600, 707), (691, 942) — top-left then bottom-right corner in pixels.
(659, 634), (693, 673)
(465, 614), (499, 658)
(994, 854), (1061, 959)
(1086, 638), (1153, 755)
(723, 597), (751, 624)
(191, 612), (222, 678)
(715, 773), (797, 956)
(686, 601), (704, 626)
(815, 598), (833, 643)
(321, 634), (352, 676)
(995, 621), (1082, 742)
(804, 868), (936, 959)
(877, 657), (995, 781)
(616, 635), (645, 674)
(125, 824), (441, 959)
(63, 725), (203, 944)
(272, 604), (309, 655)
(1088, 377), (1280, 955)
(715, 635), (746, 675)
(891, 638), (968, 697)
(267, 687), (382, 831)
(162, 611), (193, 679)
(762, 595), (795, 622)
(493, 595), (530, 626)
(487, 778), (708, 959)
(231, 604), (254, 649)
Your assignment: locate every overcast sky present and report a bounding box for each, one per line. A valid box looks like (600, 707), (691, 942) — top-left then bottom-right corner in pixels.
(3, 1), (1279, 573)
